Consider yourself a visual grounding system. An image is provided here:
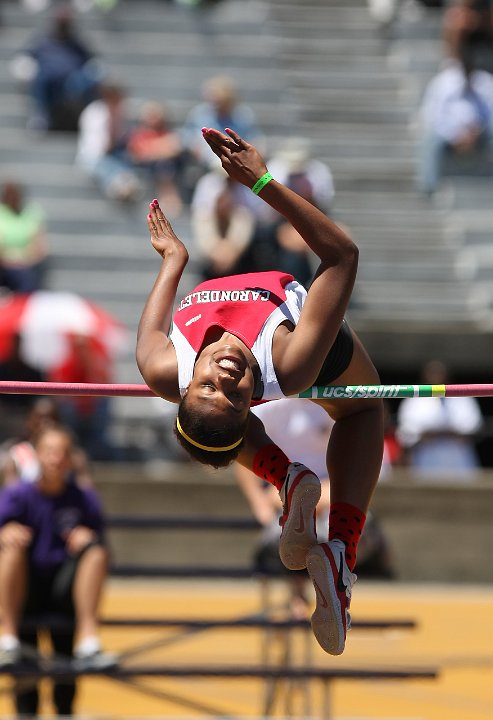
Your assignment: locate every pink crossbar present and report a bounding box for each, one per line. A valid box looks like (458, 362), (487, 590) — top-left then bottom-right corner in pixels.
(1, 381), (493, 398)
(0, 381), (156, 397)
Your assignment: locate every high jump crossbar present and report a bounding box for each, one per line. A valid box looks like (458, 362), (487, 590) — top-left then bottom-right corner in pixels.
(0, 381), (492, 399)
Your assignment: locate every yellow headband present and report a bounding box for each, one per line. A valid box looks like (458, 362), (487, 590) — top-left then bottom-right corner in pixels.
(176, 417), (243, 453)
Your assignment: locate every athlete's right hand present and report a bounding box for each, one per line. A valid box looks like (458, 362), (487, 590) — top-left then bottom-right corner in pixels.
(147, 199), (189, 263)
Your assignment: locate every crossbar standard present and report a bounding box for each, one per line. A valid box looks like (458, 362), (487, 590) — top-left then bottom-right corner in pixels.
(1, 380), (493, 398)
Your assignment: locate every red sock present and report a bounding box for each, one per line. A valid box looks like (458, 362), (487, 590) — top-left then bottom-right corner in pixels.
(328, 502), (366, 571)
(252, 443), (290, 491)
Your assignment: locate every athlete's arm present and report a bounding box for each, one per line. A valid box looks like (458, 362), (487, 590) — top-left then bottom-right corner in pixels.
(136, 200), (189, 402)
(202, 128), (358, 394)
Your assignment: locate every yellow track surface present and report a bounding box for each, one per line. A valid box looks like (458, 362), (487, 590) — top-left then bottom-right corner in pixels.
(1, 579), (492, 719)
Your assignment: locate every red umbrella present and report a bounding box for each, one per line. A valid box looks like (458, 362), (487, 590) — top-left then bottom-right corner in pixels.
(0, 291), (129, 373)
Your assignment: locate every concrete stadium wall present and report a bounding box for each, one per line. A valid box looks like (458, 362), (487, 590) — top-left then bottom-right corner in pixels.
(93, 463), (493, 583)
(371, 471), (493, 583)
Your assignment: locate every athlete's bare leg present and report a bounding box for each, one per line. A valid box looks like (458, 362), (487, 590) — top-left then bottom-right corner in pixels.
(312, 331), (384, 513)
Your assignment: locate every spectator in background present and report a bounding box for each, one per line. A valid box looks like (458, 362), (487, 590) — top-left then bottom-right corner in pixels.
(192, 176), (257, 280)
(0, 181), (48, 293)
(126, 100), (184, 216)
(416, 43), (493, 195)
(181, 75), (262, 198)
(11, 4), (102, 131)
(0, 397), (93, 488)
(0, 425), (115, 716)
(76, 84), (142, 203)
(397, 359), (483, 477)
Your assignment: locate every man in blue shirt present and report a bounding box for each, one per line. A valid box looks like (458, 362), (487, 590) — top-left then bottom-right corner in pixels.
(19, 5), (100, 131)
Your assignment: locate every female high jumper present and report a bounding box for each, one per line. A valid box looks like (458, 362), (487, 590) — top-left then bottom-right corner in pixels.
(136, 127), (384, 655)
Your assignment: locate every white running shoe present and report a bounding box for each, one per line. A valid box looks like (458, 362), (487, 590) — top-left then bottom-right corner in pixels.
(306, 539), (357, 655)
(0, 645), (21, 669)
(72, 649), (119, 672)
(0, 635), (22, 669)
(278, 462), (321, 570)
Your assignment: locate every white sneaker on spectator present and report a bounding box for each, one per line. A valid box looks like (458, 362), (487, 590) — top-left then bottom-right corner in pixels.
(0, 635), (21, 669)
(73, 636), (118, 672)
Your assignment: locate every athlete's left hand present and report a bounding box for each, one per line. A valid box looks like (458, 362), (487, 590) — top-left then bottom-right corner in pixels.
(202, 127), (268, 188)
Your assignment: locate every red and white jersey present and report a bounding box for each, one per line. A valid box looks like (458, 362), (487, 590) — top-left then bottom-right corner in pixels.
(170, 271), (307, 400)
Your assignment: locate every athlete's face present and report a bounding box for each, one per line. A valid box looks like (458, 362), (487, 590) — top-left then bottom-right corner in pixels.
(186, 343), (254, 422)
